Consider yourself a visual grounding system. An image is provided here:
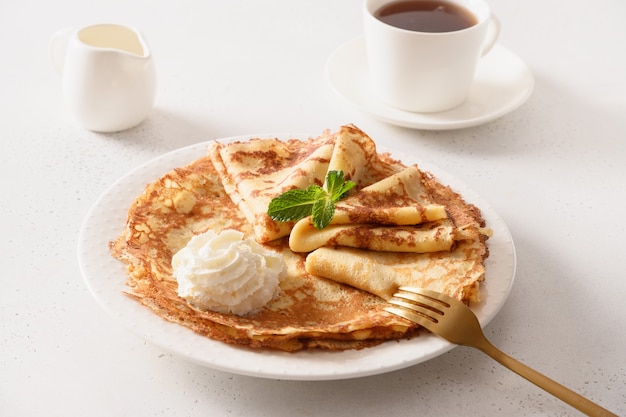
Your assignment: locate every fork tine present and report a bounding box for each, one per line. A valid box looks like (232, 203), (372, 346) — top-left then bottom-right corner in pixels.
(393, 289), (450, 315)
(386, 287), (465, 339)
(385, 292), (449, 335)
(397, 286), (458, 306)
(387, 298), (439, 322)
(384, 305), (438, 332)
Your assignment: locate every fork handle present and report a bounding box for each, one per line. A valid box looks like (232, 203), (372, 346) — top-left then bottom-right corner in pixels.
(477, 340), (618, 417)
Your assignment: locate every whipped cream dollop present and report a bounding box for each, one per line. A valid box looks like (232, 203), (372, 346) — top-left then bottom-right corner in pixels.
(172, 229), (286, 315)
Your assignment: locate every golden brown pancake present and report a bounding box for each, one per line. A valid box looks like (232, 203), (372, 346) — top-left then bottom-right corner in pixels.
(289, 164), (463, 253)
(110, 125), (490, 351)
(208, 125), (406, 243)
(304, 169), (489, 302)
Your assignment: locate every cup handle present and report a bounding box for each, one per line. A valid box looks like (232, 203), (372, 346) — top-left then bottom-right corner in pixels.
(481, 15), (500, 56)
(49, 27), (73, 75)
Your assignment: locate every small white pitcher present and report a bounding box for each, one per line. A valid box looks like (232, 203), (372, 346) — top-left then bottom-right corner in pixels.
(50, 24), (156, 132)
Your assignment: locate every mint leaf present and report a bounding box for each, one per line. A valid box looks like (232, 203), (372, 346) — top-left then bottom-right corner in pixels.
(311, 194), (335, 229)
(267, 186), (324, 222)
(325, 170), (355, 202)
(267, 170), (355, 229)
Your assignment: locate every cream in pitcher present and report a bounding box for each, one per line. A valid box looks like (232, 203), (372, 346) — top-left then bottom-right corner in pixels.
(50, 24), (156, 132)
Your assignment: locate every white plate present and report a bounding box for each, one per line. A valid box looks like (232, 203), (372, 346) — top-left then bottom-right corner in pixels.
(326, 37), (534, 130)
(78, 135), (516, 381)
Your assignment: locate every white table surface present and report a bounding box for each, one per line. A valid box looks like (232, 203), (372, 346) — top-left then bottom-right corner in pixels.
(2, 0), (625, 416)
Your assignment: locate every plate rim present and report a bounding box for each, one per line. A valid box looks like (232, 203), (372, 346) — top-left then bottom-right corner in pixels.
(77, 133), (516, 380)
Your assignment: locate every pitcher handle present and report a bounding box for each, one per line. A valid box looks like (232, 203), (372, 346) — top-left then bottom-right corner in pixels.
(49, 27), (74, 75)
(481, 15), (500, 57)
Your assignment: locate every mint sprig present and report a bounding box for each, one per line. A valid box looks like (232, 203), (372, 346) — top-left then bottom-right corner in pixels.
(267, 170), (355, 229)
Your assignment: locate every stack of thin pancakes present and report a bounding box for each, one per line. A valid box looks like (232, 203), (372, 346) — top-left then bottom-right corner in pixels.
(110, 125), (490, 351)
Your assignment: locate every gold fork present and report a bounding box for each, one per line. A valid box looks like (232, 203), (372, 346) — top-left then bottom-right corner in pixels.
(385, 287), (618, 417)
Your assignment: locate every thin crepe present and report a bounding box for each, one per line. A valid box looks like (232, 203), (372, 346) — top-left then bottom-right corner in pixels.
(208, 125), (405, 243)
(304, 167), (490, 302)
(289, 164), (453, 253)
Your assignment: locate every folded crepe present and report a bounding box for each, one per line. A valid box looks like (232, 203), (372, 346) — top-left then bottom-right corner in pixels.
(290, 220), (455, 254)
(304, 161), (490, 303)
(305, 240), (487, 302)
(208, 124), (405, 243)
(289, 164), (457, 253)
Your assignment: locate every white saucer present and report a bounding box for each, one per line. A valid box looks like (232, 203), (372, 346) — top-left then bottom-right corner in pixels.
(326, 37), (534, 130)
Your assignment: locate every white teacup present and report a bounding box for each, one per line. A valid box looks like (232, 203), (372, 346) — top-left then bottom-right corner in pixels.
(363, 0), (499, 113)
(50, 24), (156, 132)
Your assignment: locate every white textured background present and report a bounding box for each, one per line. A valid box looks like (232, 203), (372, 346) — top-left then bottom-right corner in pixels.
(1, 0), (624, 416)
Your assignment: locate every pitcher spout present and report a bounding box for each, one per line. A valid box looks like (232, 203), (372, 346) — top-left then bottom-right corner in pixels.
(78, 24), (151, 58)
